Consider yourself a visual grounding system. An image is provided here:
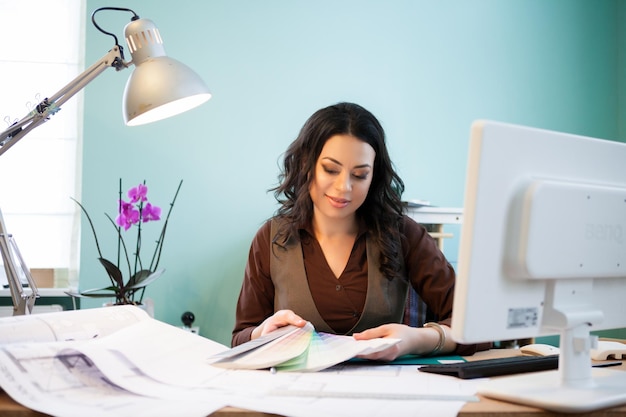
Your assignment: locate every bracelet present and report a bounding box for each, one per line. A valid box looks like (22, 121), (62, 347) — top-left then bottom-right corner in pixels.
(424, 322), (446, 356)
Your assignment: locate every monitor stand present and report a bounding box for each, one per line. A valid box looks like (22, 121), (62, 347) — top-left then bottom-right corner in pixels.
(477, 324), (626, 413)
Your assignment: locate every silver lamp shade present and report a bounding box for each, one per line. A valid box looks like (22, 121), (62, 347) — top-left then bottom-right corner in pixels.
(122, 18), (211, 126)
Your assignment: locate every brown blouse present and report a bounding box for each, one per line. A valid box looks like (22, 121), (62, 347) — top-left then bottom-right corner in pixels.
(232, 215), (478, 355)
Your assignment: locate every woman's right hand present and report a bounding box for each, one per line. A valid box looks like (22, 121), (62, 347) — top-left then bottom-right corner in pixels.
(251, 309), (307, 340)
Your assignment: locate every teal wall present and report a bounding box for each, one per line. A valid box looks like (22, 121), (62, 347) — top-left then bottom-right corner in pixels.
(82, 0), (623, 346)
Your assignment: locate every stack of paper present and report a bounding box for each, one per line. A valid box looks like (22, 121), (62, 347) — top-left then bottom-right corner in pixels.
(0, 307), (480, 417)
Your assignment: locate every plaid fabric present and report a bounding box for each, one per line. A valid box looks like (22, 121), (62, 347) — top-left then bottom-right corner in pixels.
(402, 286), (437, 327)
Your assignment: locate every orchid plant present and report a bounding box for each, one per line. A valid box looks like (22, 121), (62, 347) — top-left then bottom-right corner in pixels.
(67, 179), (182, 305)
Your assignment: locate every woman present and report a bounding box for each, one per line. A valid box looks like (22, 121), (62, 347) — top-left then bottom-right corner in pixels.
(232, 102), (478, 359)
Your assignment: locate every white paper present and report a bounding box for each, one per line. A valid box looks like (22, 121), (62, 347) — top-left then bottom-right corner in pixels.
(0, 304), (151, 344)
(0, 341), (228, 417)
(0, 308), (480, 417)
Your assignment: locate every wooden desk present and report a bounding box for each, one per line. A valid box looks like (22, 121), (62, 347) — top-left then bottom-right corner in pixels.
(2, 348), (625, 417)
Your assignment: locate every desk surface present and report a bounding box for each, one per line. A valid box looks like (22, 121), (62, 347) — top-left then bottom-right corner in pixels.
(2, 348), (625, 417)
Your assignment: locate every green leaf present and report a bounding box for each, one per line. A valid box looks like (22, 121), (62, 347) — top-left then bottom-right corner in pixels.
(126, 268), (165, 290)
(65, 285), (120, 299)
(99, 257), (124, 288)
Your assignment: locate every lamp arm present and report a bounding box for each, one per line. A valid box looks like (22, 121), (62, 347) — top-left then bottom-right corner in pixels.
(0, 45), (129, 315)
(0, 213), (23, 310)
(0, 45), (129, 157)
(0, 213), (40, 314)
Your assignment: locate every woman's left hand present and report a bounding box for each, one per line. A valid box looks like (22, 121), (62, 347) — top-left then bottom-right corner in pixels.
(352, 324), (418, 361)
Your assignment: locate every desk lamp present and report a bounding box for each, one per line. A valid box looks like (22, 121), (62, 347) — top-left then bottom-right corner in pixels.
(0, 7), (211, 316)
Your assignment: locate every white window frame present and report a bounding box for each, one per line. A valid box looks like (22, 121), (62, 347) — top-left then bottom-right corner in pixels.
(0, 0), (85, 291)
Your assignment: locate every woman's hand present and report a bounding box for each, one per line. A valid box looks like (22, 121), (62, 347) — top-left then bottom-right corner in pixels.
(251, 309), (307, 340)
(353, 323), (454, 361)
(352, 324), (418, 361)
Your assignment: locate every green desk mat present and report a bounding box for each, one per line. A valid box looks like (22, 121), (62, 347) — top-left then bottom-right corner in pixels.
(348, 354), (466, 365)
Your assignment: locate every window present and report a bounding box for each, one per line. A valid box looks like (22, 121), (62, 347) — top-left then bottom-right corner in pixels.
(0, 0), (85, 289)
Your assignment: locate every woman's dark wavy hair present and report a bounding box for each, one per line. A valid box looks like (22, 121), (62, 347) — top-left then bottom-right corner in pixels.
(270, 102), (406, 280)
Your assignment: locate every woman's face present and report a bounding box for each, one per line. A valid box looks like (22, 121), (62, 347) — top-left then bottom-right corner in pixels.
(309, 134), (376, 222)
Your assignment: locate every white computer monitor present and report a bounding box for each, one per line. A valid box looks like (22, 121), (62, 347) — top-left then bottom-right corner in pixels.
(451, 120), (626, 413)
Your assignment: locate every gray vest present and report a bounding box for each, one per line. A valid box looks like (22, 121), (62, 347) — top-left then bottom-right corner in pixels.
(269, 219), (409, 334)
